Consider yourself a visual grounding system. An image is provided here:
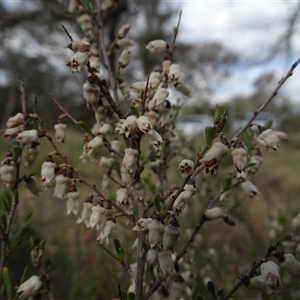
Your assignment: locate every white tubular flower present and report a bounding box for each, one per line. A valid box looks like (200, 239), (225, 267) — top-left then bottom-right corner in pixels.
(76, 200), (93, 226)
(145, 39), (168, 53)
(101, 174), (109, 191)
(116, 38), (134, 49)
(244, 275), (268, 294)
(94, 106), (106, 123)
(148, 70), (162, 89)
(130, 81), (147, 93)
(6, 113), (24, 128)
(119, 80), (130, 98)
(77, 14), (93, 35)
(16, 129), (39, 144)
(118, 23), (131, 38)
(204, 207), (227, 220)
(111, 137), (120, 155)
(148, 219), (164, 248)
(121, 167), (133, 186)
(16, 275), (42, 299)
(83, 81), (100, 109)
(149, 87), (169, 109)
(92, 123), (112, 135)
(168, 63), (181, 83)
(145, 130), (163, 150)
(25, 177), (40, 196)
(231, 147), (248, 172)
(261, 261), (282, 296)
(162, 60), (172, 75)
(96, 218), (116, 244)
(200, 142), (228, 173)
(175, 82), (193, 98)
(99, 157), (113, 168)
(157, 100), (172, 128)
(163, 220), (181, 251)
(85, 136), (104, 162)
(66, 51), (89, 73)
(247, 155), (263, 174)
(178, 159), (194, 178)
(144, 110), (160, 127)
(119, 47), (132, 69)
(40, 160), (56, 189)
(116, 187), (128, 205)
(137, 116), (153, 134)
(68, 0), (79, 13)
(0, 163), (16, 187)
(277, 253), (300, 280)
(54, 123), (67, 143)
(122, 148), (139, 173)
(158, 251), (176, 277)
(169, 276), (185, 300)
(257, 129), (280, 151)
(173, 183), (196, 213)
(146, 248), (158, 265)
(132, 218), (153, 231)
(115, 115), (138, 137)
(66, 190), (80, 215)
(65, 40), (90, 53)
(89, 204), (106, 229)
(89, 55), (100, 72)
(4, 125), (24, 140)
(241, 180), (260, 198)
(24, 142), (39, 166)
(53, 173), (71, 199)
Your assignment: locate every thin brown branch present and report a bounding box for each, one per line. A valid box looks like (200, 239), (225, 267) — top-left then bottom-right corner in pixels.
(19, 79), (27, 115)
(62, 24), (73, 42)
(234, 58), (300, 138)
(219, 242), (280, 300)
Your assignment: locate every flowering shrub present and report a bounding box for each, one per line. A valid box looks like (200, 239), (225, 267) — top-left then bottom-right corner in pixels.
(0, 2), (300, 300)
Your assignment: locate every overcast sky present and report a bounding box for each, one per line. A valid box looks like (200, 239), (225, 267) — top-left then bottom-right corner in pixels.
(180, 1), (300, 104)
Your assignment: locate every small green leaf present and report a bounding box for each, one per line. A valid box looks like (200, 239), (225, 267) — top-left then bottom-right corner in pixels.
(207, 281), (216, 299)
(11, 213), (33, 249)
(113, 239), (125, 261)
(213, 104), (222, 124)
(205, 126), (215, 147)
(77, 121), (92, 135)
(222, 177), (232, 191)
(0, 189), (12, 212)
(130, 106), (140, 118)
(112, 161), (121, 177)
(2, 267), (12, 299)
(149, 264), (156, 283)
(265, 119), (273, 129)
(122, 290), (127, 300)
(153, 196), (161, 212)
(128, 292), (135, 300)
(107, 43), (115, 55)
(39, 240), (46, 253)
(98, 243), (122, 262)
(12, 145), (22, 162)
(173, 27), (179, 35)
(243, 132), (253, 149)
(20, 266), (28, 285)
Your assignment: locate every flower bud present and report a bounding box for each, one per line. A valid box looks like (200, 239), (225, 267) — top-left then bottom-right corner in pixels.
(173, 183), (196, 213)
(89, 55), (100, 72)
(83, 81), (100, 109)
(132, 218), (153, 231)
(76, 198), (93, 227)
(94, 106), (106, 123)
(163, 219), (181, 251)
(276, 252), (300, 280)
(257, 128), (280, 150)
(85, 136), (104, 162)
(145, 39), (168, 53)
(178, 159), (194, 178)
(77, 14), (93, 35)
(145, 130), (163, 150)
(54, 123), (67, 143)
(116, 187), (128, 205)
(53, 171), (71, 199)
(162, 60), (172, 75)
(111, 137), (120, 155)
(119, 47), (132, 69)
(146, 248), (158, 264)
(204, 207), (226, 220)
(144, 110), (160, 127)
(148, 219), (164, 248)
(66, 188), (80, 215)
(244, 275), (268, 294)
(174, 82), (193, 98)
(130, 81), (147, 93)
(119, 80), (130, 98)
(148, 70), (162, 89)
(24, 142), (40, 166)
(89, 203), (106, 230)
(97, 218), (116, 244)
(0, 162), (16, 187)
(121, 166), (133, 186)
(16, 129), (39, 144)
(137, 116), (153, 134)
(65, 40), (90, 53)
(66, 51), (89, 73)
(157, 100), (172, 128)
(116, 38), (134, 49)
(241, 180), (259, 197)
(6, 113), (24, 128)
(158, 251), (176, 277)
(149, 87), (169, 109)
(118, 23), (131, 38)
(16, 275), (42, 299)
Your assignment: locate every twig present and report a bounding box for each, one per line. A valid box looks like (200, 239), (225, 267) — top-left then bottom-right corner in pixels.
(19, 79), (27, 115)
(169, 10), (182, 62)
(219, 242), (280, 300)
(62, 24), (73, 42)
(234, 58), (300, 138)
